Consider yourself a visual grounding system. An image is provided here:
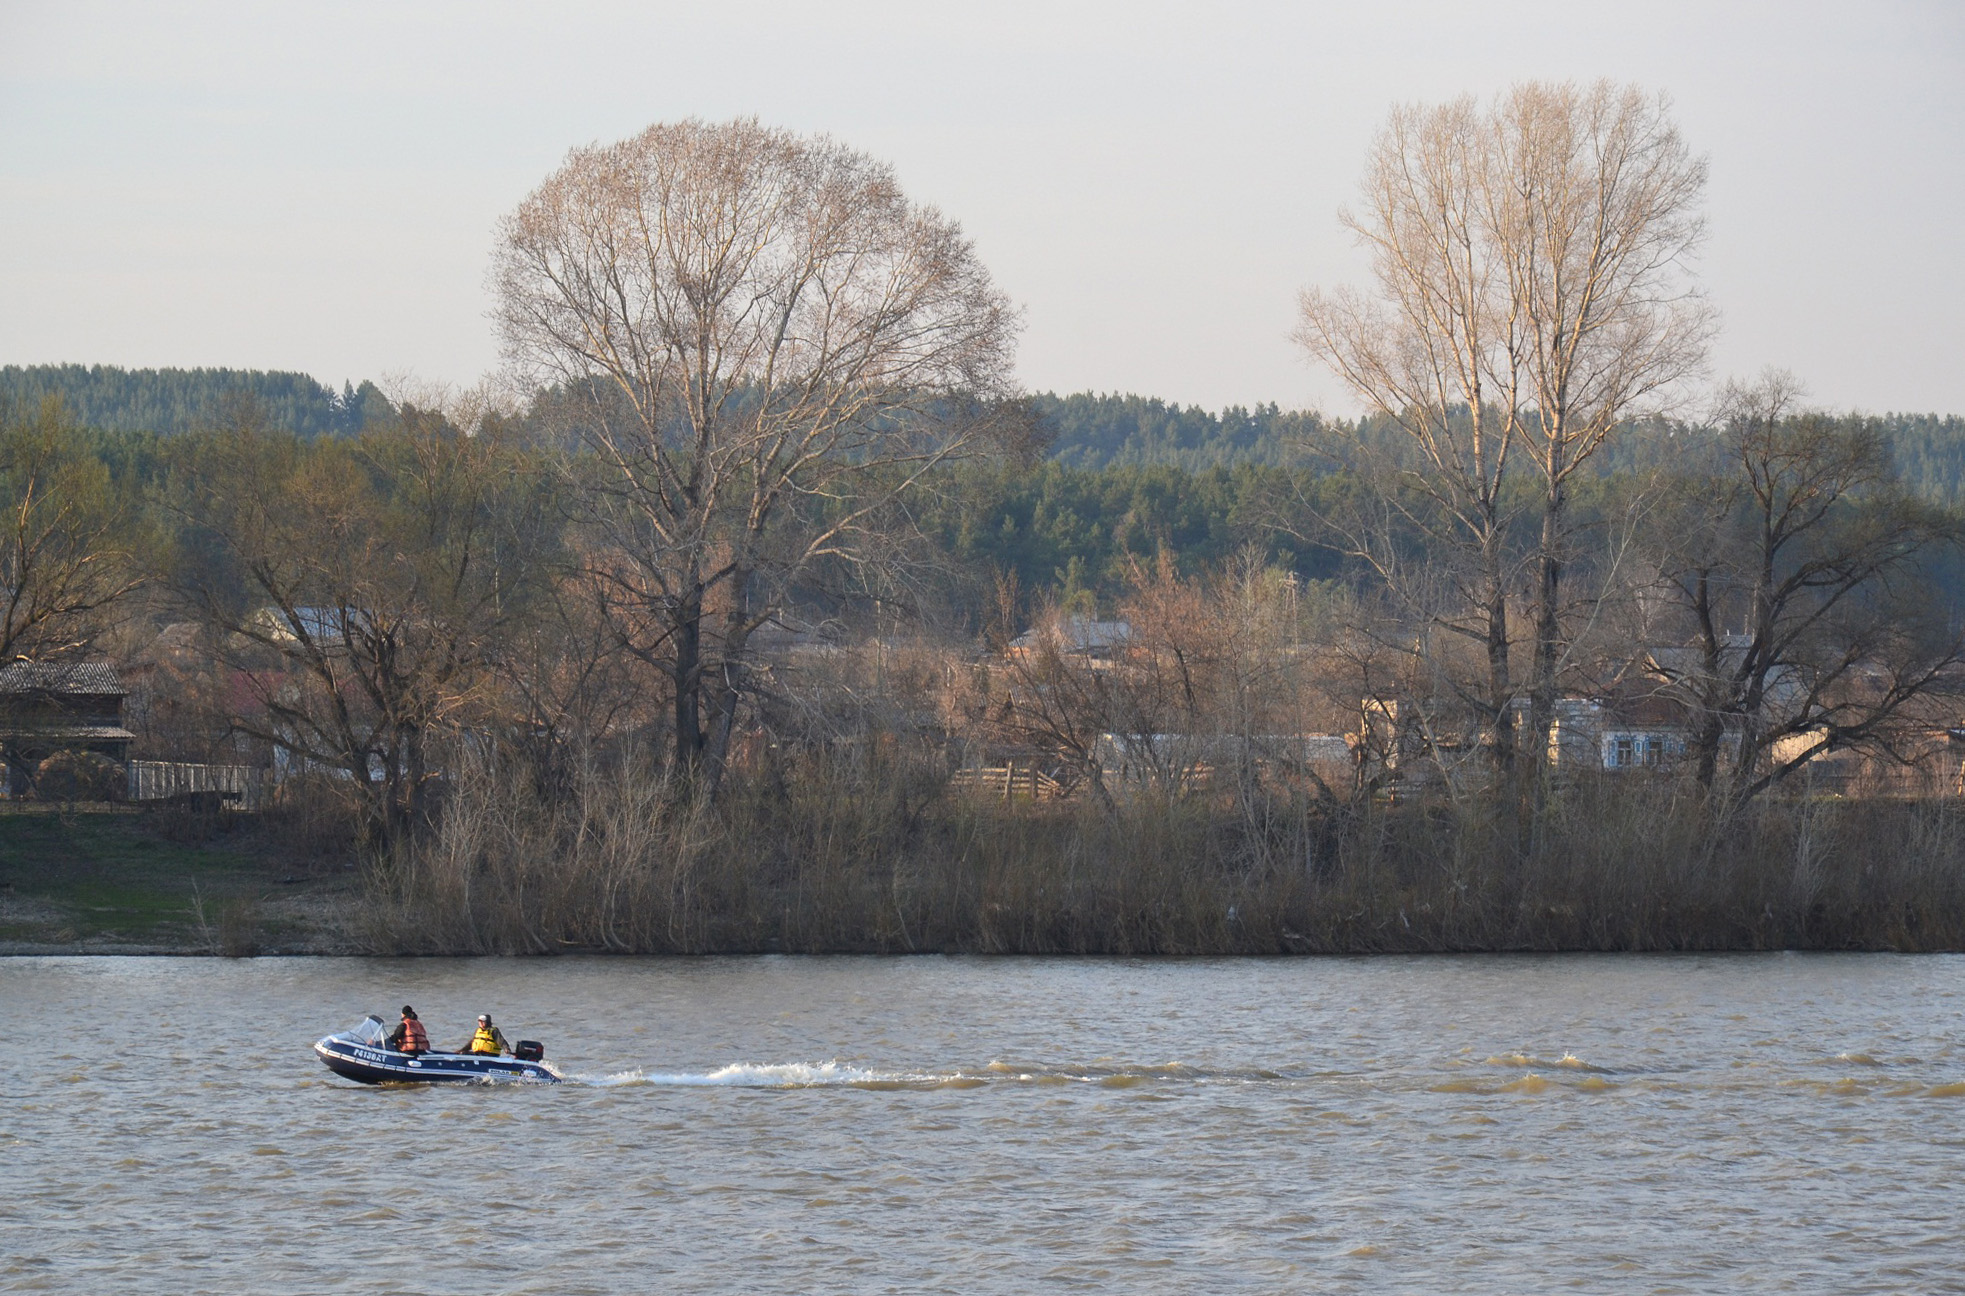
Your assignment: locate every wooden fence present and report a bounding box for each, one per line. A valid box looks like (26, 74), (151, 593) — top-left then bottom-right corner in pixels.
(127, 760), (266, 810)
(948, 764), (1067, 802)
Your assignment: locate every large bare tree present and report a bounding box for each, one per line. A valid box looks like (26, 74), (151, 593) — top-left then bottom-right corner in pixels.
(1295, 99), (1522, 772)
(493, 118), (1019, 794)
(1298, 81), (1710, 777)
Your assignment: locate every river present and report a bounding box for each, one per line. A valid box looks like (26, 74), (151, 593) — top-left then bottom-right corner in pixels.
(4, 954), (1963, 1292)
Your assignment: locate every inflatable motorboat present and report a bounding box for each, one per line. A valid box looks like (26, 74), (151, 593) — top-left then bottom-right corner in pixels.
(314, 1015), (563, 1084)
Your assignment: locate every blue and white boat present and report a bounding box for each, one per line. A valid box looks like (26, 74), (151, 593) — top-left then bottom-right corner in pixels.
(314, 1015), (563, 1084)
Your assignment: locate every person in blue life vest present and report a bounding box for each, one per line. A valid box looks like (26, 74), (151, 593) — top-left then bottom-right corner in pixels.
(462, 1014), (509, 1056)
(386, 1005), (429, 1055)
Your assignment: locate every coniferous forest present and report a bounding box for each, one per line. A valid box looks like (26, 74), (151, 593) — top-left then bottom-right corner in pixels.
(7, 361), (1964, 607)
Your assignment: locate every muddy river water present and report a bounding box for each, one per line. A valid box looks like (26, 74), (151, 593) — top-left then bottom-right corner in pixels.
(4, 954), (1964, 1292)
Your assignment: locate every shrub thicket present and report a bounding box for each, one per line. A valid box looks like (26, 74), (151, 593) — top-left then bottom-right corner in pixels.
(358, 750), (1965, 955)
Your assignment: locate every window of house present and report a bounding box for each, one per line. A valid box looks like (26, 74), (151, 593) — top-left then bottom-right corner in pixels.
(1613, 736), (1634, 767)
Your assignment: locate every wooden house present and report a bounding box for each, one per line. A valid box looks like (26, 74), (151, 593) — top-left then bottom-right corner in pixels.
(0, 661), (135, 795)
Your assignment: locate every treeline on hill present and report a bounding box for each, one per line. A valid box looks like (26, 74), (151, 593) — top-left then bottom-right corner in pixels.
(3, 365), (1316, 467)
(1032, 391), (1324, 469)
(0, 364), (391, 440)
(11, 362), (1965, 606)
(23, 362), (1964, 497)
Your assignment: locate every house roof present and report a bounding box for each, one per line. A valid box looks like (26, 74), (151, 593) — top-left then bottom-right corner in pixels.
(0, 723), (136, 742)
(251, 606), (358, 642)
(1600, 690), (1697, 729)
(1644, 638), (1750, 681)
(0, 661), (126, 697)
(1010, 617), (1134, 654)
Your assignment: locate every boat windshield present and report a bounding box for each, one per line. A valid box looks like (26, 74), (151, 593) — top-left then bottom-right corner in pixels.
(344, 1015), (388, 1046)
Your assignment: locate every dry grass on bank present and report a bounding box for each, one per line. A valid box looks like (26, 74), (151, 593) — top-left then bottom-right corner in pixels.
(355, 752), (1965, 956)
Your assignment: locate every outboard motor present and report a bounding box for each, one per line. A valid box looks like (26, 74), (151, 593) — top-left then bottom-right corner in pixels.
(514, 1040), (545, 1062)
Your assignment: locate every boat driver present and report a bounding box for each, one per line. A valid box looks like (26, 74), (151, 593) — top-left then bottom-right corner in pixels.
(464, 1014), (509, 1056)
(387, 1005), (430, 1055)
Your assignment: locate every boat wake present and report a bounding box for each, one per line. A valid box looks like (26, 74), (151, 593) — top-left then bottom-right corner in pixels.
(567, 1060), (1290, 1090)
(577, 1061), (944, 1089)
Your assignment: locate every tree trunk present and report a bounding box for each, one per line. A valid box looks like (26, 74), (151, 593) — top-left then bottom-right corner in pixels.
(701, 662), (744, 803)
(1685, 571), (1723, 790)
(672, 580), (705, 779)
(352, 749), (389, 848)
(1527, 486), (1564, 785)
(1485, 571), (1515, 774)
(403, 725), (427, 832)
(697, 573), (759, 801)
(1693, 712), (1724, 791)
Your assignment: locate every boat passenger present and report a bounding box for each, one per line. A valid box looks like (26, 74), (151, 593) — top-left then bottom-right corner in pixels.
(387, 1005), (430, 1055)
(463, 1014), (509, 1056)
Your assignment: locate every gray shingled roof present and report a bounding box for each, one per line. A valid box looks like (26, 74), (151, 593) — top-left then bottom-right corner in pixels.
(0, 723), (135, 740)
(1010, 617), (1134, 654)
(0, 661), (127, 695)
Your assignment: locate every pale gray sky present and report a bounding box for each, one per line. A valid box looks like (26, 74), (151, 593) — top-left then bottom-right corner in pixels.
(2, 0), (1960, 416)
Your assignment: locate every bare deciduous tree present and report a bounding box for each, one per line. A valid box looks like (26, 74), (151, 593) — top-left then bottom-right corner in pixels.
(1295, 98), (1521, 772)
(168, 408), (555, 842)
(1494, 82), (1713, 760)
(1648, 372), (1963, 805)
(972, 551), (1350, 811)
(493, 117), (1020, 794)
(1298, 80), (1711, 777)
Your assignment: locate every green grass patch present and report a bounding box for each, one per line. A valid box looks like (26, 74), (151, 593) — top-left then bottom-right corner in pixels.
(0, 806), (353, 950)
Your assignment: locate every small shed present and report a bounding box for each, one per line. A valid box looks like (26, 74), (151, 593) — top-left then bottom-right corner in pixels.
(0, 661), (135, 795)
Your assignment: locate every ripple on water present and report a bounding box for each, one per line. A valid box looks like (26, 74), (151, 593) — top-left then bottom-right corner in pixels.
(1833, 1052), (1884, 1066)
(1483, 1050), (1614, 1074)
(7, 952), (1965, 1292)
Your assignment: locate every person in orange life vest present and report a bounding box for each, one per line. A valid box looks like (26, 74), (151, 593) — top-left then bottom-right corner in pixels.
(386, 1005), (430, 1055)
(462, 1014), (509, 1056)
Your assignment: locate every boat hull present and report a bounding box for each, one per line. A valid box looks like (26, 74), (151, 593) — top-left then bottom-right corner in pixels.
(314, 1034), (562, 1084)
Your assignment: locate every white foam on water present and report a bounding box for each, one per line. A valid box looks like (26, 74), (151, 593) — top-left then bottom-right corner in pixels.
(703, 1060), (919, 1086)
(570, 1060), (936, 1088)
(1832, 1052), (1884, 1067)
(572, 1059), (1288, 1089)
(1483, 1050), (1613, 1074)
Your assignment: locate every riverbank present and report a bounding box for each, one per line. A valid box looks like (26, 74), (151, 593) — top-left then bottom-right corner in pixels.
(10, 778), (1965, 956)
(0, 806), (357, 954)
(365, 763), (1965, 956)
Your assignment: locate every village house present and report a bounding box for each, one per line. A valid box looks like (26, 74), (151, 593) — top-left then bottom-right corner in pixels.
(1546, 693), (1697, 773)
(1007, 617), (1133, 669)
(249, 605), (354, 646)
(1091, 731), (1355, 795)
(1363, 691), (1704, 781)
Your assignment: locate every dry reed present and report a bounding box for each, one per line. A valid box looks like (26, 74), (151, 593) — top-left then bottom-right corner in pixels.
(357, 750), (1965, 955)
